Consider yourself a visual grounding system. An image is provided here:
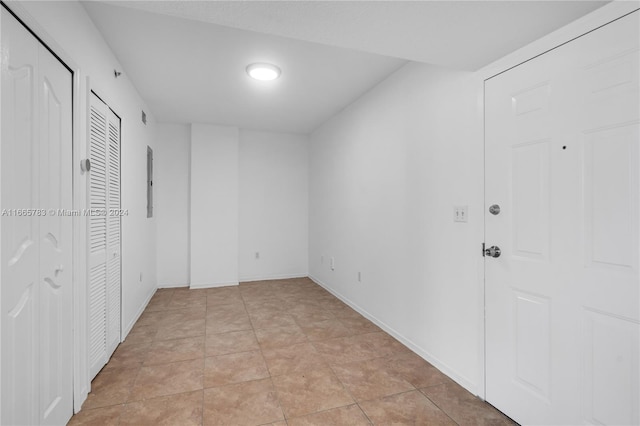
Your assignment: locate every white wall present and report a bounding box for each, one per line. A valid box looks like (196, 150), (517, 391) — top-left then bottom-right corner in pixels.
(156, 125), (309, 287)
(156, 124), (190, 287)
(14, 0), (158, 410)
(190, 124), (239, 287)
(239, 130), (308, 281)
(309, 62), (483, 394)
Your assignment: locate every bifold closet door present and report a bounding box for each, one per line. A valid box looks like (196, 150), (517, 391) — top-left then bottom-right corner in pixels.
(88, 93), (121, 380)
(1, 6), (74, 425)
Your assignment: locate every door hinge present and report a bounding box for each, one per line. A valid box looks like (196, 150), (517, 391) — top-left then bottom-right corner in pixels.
(482, 242), (486, 257)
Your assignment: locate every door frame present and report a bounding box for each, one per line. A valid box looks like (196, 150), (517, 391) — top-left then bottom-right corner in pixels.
(0, 0), (89, 413)
(477, 0), (640, 401)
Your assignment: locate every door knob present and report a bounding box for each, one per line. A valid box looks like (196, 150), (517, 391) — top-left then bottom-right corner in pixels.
(485, 246), (501, 258)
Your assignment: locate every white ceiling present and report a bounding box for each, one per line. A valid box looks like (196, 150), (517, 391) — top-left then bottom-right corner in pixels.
(83, 1), (608, 133)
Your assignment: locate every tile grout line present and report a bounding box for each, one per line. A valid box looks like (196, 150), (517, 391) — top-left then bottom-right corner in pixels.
(239, 285), (288, 424)
(420, 390), (462, 426)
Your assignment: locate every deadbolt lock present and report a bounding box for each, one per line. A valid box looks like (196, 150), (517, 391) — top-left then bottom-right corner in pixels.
(489, 204), (500, 215)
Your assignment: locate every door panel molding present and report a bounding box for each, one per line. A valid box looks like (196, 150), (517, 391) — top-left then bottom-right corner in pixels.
(0, 0), (89, 417)
(485, 10), (639, 425)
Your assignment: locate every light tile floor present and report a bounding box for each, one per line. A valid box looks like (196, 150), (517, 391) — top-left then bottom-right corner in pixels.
(69, 278), (516, 425)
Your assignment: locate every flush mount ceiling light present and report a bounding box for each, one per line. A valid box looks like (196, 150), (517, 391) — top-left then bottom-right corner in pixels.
(246, 63), (281, 81)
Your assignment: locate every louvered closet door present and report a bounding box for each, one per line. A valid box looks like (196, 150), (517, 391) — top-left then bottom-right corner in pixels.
(88, 93), (121, 379)
(106, 108), (121, 357)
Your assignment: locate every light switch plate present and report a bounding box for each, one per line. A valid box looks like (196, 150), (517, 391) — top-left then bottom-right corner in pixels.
(454, 206), (468, 222)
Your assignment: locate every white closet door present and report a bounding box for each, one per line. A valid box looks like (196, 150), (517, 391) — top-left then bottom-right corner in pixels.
(1, 10), (40, 425)
(87, 93), (121, 379)
(1, 6), (73, 425)
(37, 29), (74, 426)
(106, 109), (121, 357)
(88, 94), (108, 379)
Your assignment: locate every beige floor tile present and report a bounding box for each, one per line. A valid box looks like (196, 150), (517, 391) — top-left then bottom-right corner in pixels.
(319, 298), (350, 310)
(68, 405), (124, 425)
(135, 310), (168, 328)
(144, 292), (174, 312)
(156, 318), (206, 340)
(129, 358), (203, 401)
(103, 343), (150, 372)
(203, 379), (284, 425)
(299, 318), (353, 341)
(329, 306), (363, 320)
(204, 350), (269, 388)
(82, 368), (138, 410)
(272, 368), (354, 418)
(166, 293), (208, 310)
(123, 324), (158, 345)
(71, 278), (494, 426)
(337, 316), (381, 334)
(312, 334), (380, 365)
(206, 314), (252, 334)
(206, 293), (243, 307)
(255, 325), (308, 349)
(160, 307), (207, 325)
(120, 390), (203, 426)
(250, 311), (297, 329)
(288, 404), (371, 426)
(359, 390), (456, 425)
(332, 357), (414, 401)
(172, 288), (208, 299)
(144, 336), (205, 366)
(262, 342), (327, 376)
(244, 298), (284, 311)
(290, 309), (336, 324)
(388, 352), (452, 388)
(421, 382), (516, 425)
(361, 331), (411, 358)
(205, 329), (259, 356)
(288, 302), (324, 315)
(206, 302), (247, 319)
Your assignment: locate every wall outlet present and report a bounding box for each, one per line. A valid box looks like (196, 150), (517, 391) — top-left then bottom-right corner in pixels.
(330, 257), (335, 271)
(255, 251), (260, 260)
(454, 205), (468, 222)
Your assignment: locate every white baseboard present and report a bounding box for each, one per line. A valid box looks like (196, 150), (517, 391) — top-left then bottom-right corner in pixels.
(309, 274), (479, 397)
(122, 286), (155, 340)
(157, 282), (189, 289)
(159, 274), (308, 289)
(239, 272), (308, 282)
(190, 281), (239, 289)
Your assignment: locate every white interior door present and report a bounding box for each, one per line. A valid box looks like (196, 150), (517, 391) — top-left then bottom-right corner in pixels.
(485, 11), (639, 425)
(37, 21), (74, 426)
(1, 6), (73, 426)
(88, 93), (121, 380)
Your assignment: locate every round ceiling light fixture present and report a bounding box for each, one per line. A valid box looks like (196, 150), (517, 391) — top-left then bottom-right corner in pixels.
(246, 63), (281, 81)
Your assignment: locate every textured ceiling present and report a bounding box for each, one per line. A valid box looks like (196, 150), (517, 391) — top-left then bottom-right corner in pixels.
(83, 1), (609, 133)
(83, 2), (407, 133)
(107, 1), (609, 70)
